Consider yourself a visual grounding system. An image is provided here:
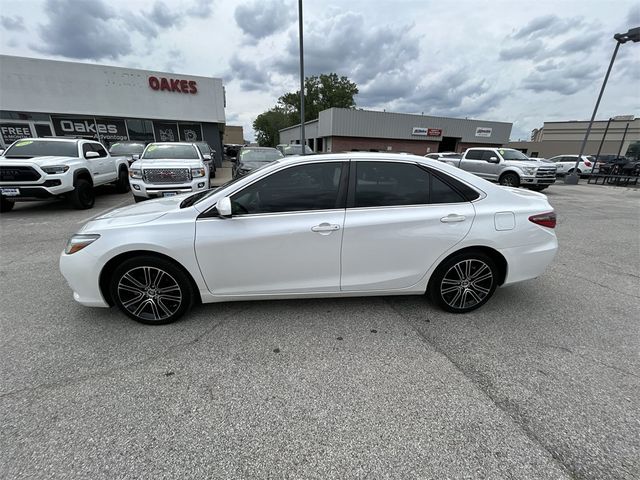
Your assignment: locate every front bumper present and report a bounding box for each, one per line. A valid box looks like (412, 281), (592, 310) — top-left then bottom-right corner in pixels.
(520, 175), (556, 185)
(60, 249), (109, 308)
(0, 182), (73, 200)
(129, 178), (208, 199)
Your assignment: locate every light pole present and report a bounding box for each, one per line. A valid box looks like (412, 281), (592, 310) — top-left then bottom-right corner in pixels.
(298, 0), (305, 155)
(565, 26), (640, 184)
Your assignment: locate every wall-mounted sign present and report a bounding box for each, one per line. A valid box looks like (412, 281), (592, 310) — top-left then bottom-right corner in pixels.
(148, 76), (198, 94)
(51, 116), (128, 142)
(412, 127), (442, 136)
(475, 127), (493, 137)
(1, 123), (33, 145)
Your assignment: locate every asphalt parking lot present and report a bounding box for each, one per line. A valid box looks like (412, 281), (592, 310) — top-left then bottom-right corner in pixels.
(1, 183), (638, 480)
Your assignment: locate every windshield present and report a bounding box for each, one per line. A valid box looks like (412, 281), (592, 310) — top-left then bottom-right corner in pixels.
(240, 149), (284, 163)
(109, 143), (146, 155)
(283, 144), (313, 155)
(498, 149), (530, 161)
(142, 144), (199, 160)
(195, 143), (211, 153)
(4, 139), (78, 158)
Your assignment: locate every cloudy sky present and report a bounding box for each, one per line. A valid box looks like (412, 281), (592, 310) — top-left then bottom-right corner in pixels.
(0, 0), (638, 141)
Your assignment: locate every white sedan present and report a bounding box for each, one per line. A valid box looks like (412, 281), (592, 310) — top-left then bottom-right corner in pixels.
(60, 153), (558, 325)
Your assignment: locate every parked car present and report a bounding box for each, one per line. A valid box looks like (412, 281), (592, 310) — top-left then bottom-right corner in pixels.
(547, 155), (594, 176)
(233, 146), (284, 178)
(0, 138), (129, 212)
(425, 152), (461, 161)
(193, 141), (217, 178)
(60, 152), (558, 325)
(129, 142), (210, 202)
(224, 144), (244, 160)
(108, 141), (148, 165)
(442, 147), (557, 191)
(593, 155), (639, 175)
(276, 144), (314, 156)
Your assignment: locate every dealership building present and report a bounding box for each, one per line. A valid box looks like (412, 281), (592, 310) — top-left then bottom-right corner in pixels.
(0, 55), (226, 165)
(279, 108), (512, 155)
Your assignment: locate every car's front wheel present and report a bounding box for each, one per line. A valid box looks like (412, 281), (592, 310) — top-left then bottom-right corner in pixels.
(499, 172), (520, 187)
(70, 179), (95, 209)
(110, 256), (195, 325)
(429, 252), (498, 313)
(0, 196), (15, 213)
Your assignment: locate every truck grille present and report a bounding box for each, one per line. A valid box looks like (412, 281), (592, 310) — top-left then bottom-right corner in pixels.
(536, 167), (557, 179)
(143, 168), (190, 184)
(0, 166), (41, 182)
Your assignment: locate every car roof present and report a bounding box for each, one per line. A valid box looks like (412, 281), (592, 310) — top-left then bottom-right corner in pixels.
(18, 137), (80, 143)
(147, 142), (198, 146)
(241, 146), (278, 151)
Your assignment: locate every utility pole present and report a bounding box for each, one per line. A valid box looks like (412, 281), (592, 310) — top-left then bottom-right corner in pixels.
(298, 0), (305, 155)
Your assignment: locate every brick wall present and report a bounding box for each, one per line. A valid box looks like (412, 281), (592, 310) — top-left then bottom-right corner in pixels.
(329, 136), (440, 156)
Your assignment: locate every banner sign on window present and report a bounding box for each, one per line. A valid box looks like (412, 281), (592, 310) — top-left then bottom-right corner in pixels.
(1, 123), (33, 145)
(178, 123), (203, 142)
(51, 116), (128, 141)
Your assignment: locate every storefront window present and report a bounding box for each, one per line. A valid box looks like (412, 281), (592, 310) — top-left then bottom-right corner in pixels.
(153, 122), (179, 142)
(178, 123), (203, 142)
(0, 111), (51, 121)
(127, 119), (155, 142)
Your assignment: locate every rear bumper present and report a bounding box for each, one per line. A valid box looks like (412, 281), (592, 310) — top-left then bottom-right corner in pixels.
(499, 234), (558, 286)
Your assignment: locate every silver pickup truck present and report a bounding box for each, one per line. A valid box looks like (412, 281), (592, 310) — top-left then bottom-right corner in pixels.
(441, 147), (556, 191)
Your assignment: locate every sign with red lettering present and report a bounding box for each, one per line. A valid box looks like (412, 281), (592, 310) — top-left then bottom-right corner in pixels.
(148, 76), (198, 94)
(412, 127), (443, 137)
(427, 128), (442, 136)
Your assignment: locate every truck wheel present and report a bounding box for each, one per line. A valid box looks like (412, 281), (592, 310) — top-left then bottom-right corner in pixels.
(499, 172), (520, 187)
(70, 179), (95, 209)
(0, 196), (15, 213)
(115, 166), (130, 193)
(527, 185), (548, 191)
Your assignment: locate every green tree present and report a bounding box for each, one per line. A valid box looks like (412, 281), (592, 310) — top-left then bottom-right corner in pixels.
(626, 141), (640, 160)
(252, 73), (359, 146)
(252, 107), (295, 147)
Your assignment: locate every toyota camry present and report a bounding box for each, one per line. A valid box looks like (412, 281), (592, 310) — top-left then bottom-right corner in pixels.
(60, 153), (558, 325)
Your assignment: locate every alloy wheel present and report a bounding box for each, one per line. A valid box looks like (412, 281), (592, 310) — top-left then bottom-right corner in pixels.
(117, 266), (182, 321)
(440, 259), (494, 310)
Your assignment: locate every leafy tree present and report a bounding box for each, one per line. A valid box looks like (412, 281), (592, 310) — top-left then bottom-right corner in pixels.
(252, 73), (358, 146)
(625, 141), (640, 160)
(252, 107), (295, 147)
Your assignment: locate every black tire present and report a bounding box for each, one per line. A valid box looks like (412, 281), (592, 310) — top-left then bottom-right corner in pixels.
(0, 196), (15, 213)
(69, 179), (95, 210)
(499, 172), (520, 187)
(527, 185), (548, 191)
(134, 195), (146, 203)
(109, 255), (195, 325)
(428, 252), (498, 313)
(115, 166), (130, 193)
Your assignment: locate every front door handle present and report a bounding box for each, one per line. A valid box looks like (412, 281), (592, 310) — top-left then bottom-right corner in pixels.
(311, 223), (340, 233)
(440, 214), (466, 223)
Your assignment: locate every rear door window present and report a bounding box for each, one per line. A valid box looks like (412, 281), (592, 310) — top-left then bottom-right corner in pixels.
(354, 162), (430, 207)
(465, 150), (484, 160)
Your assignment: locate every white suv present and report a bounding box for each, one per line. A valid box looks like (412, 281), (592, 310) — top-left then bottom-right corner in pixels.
(129, 143), (211, 202)
(547, 155), (595, 176)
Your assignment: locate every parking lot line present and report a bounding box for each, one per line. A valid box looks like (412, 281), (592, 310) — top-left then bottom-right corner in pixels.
(77, 198), (131, 224)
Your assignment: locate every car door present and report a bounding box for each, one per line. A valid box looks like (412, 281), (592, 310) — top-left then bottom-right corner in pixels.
(459, 149), (494, 179)
(194, 161), (348, 295)
(92, 143), (117, 183)
(481, 150), (502, 181)
(340, 160), (475, 291)
(81, 143), (102, 180)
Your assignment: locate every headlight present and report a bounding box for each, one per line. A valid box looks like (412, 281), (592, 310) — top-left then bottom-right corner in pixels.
(65, 234), (100, 255)
(521, 167), (537, 175)
(191, 168), (206, 178)
(42, 165), (69, 174)
(129, 169), (142, 179)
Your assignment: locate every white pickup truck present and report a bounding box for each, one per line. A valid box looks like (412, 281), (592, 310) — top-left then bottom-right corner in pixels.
(128, 142), (211, 202)
(440, 147), (557, 191)
(0, 138), (130, 212)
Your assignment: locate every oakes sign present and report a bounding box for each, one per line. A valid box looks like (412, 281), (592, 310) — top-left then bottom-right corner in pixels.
(51, 116), (128, 141)
(148, 76), (198, 94)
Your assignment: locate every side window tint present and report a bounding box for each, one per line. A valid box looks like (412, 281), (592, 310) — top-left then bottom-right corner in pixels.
(430, 175), (466, 203)
(465, 150), (483, 160)
(92, 144), (108, 158)
(355, 162), (430, 207)
(481, 150), (496, 161)
(231, 162), (344, 214)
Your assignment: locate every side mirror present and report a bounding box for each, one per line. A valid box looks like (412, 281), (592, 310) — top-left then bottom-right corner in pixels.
(488, 156), (499, 163)
(132, 154), (140, 160)
(85, 151), (100, 159)
(203, 154), (212, 161)
(216, 197), (232, 218)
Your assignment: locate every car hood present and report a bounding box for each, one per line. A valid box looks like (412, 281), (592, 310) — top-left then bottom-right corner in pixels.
(87, 195), (190, 228)
(504, 160), (554, 169)
(0, 155), (77, 167)
(131, 159), (203, 169)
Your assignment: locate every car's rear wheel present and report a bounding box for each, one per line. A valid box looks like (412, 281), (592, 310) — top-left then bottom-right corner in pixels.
(110, 256), (194, 325)
(429, 252), (498, 313)
(70, 179), (95, 209)
(499, 172), (520, 187)
(0, 196), (15, 213)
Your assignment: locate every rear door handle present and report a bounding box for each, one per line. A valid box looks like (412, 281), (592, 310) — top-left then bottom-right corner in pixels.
(311, 223), (340, 233)
(440, 214), (466, 223)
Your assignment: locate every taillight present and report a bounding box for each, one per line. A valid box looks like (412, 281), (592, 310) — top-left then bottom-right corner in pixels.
(584, 160), (592, 167)
(529, 212), (556, 228)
